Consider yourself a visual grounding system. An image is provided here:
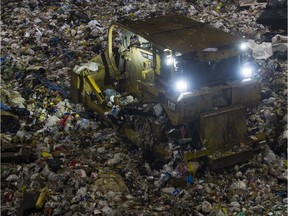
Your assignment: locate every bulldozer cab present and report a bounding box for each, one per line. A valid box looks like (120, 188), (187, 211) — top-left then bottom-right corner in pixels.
(107, 14), (257, 99)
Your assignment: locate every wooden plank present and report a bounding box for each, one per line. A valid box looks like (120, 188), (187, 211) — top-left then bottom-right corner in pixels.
(1, 150), (35, 163)
(1, 143), (22, 152)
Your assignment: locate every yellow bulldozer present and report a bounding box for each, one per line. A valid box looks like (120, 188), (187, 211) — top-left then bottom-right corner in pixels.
(71, 13), (264, 170)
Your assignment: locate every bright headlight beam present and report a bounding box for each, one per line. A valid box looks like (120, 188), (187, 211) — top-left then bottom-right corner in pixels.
(166, 56), (174, 65)
(240, 42), (247, 50)
(175, 80), (187, 92)
(241, 66), (252, 78)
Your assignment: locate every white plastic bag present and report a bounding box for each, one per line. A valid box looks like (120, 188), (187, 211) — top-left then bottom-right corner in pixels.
(247, 40), (273, 60)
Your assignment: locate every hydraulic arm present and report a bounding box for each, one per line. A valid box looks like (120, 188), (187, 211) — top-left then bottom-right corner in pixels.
(80, 69), (105, 104)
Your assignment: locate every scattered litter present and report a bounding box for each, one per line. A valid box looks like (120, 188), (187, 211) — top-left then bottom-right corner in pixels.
(1, 1), (287, 215)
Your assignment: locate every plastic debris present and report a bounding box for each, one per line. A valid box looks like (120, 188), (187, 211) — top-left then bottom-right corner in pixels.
(36, 187), (49, 209)
(202, 200), (213, 213)
(0, 1), (287, 216)
(247, 40), (273, 59)
(74, 62), (99, 74)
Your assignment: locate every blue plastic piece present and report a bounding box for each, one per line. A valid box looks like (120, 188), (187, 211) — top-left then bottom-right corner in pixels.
(15, 71), (23, 80)
(1, 56), (7, 65)
(1, 102), (12, 111)
(186, 176), (193, 185)
(38, 77), (68, 98)
(62, 49), (73, 59)
(172, 188), (180, 196)
(49, 37), (59, 45)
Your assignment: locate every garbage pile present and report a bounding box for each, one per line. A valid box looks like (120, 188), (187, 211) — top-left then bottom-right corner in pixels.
(1, 0), (287, 215)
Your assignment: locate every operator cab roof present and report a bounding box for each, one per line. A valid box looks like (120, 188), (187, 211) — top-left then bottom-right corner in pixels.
(115, 13), (243, 54)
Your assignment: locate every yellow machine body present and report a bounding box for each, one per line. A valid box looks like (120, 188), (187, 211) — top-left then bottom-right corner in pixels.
(70, 13), (263, 169)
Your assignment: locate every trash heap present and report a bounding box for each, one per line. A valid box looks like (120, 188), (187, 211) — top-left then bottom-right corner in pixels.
(1, 0), (287, 215)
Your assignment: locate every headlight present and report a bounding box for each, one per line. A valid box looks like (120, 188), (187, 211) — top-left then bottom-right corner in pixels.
(241, 66), (252, 78)
(175, 80), (188, 92)
(166, 56), (174, 65)
(240, 42), (247, 50)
